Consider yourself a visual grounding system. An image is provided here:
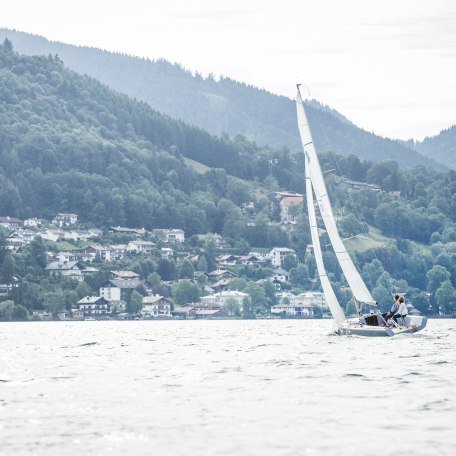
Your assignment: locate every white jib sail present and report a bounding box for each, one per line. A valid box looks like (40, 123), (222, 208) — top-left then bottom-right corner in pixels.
(305, 156), (346, 324)
(296, 88), (376, 304)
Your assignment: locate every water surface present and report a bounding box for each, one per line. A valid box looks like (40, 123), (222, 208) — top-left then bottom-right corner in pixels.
(0, 320), (455, 456)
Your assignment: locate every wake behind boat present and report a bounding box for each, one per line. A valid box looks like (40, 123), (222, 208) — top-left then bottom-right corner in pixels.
(295, 86), (427, 337)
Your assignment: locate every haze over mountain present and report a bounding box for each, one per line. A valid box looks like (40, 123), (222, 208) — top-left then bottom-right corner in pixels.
(0, 28), (445, 170)
(413, 126), (456, 170)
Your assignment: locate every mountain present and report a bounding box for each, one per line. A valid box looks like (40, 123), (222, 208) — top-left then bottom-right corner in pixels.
(413, 126), (456, 170)
(0, 28), (444, 170)
(0, 40), (281, 233)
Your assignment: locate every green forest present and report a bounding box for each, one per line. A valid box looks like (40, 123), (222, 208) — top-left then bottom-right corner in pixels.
(1, 40), (455, 318)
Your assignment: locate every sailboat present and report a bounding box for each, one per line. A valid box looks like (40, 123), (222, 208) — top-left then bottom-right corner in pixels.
(296, 86), (427, 336)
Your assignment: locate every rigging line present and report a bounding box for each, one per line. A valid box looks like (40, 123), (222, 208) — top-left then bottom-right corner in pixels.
(312, 105), (395, 302)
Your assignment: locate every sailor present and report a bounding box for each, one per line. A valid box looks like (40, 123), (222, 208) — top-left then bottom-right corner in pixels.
(382, 295), (400, 325)
(393, 296), (408, 324)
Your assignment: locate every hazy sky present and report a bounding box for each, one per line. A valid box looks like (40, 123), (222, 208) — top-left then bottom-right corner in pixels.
(2, 0), (455, 140)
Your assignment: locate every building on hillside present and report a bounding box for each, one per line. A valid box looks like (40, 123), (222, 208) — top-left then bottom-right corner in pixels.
(127, 240), (156, 254)
(161, 247), (174, 259)
(206, 269), (238, 281)
(110, 270), (140, 280)
(24, 218), (45, 228)
(110, 226), (149, 236)
(52, 213), (78, 227)
(279, 195), (304, 222)
(214, 255), (238, 266)
(141, 295), (173, 318)
(63, 230), (97, 242)
(45, 261), (84, 281)
(154, 229), (185, 244)
(0, 216), (23, 229)
(271, 304), (315, 318)
(209, 278), (235, 293)
(41, 229), (66, 242)
(269, 247), (296, 268)
(270, 191), (303, 222)
(196, 233), (228, 248)
(76, 296), (111, 317)
(8, 230), (36, 247)
(273, 268), (290, 283)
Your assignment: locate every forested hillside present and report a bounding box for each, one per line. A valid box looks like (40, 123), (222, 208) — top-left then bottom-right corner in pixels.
(414, 126), (456, 170)
(0, 28), (443, 170)
(1, 41), (455, 316)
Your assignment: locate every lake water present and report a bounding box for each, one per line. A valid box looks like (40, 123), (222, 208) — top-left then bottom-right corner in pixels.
(0, 319), (455, 456)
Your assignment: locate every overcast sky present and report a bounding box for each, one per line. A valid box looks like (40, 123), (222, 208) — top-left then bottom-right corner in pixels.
(2, 0), (455, 140)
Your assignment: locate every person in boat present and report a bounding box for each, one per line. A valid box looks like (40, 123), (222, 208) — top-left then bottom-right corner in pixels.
(381, 295), (400, 325)
(393, 296), (408, 324)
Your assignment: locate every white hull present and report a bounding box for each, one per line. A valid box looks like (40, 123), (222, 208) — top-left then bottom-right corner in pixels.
(333, 315), (427, 337)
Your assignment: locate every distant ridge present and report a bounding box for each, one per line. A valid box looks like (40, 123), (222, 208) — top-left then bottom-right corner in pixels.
(413, 125), (456, 170)
(0, 28), (445, 170)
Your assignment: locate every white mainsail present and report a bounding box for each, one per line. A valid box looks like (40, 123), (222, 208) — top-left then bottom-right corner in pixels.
(305, 157), (346, 324)
(296, 88), (376, 305)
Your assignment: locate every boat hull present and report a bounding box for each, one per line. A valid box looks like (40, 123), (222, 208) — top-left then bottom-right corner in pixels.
(334, 315), (427, 337)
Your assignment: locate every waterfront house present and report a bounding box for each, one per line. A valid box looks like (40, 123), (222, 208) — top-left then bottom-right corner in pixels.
(76, 296), (111, 317)
(271, 303), (315, 318)
(100, 279), (145, 303)
(141, 295), (173, 318)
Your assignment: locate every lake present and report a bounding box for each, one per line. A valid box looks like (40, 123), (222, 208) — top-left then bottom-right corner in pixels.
(0, 319), (455, 456)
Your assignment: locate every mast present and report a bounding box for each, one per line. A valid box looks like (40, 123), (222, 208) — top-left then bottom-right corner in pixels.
(296, 87), (376, 305)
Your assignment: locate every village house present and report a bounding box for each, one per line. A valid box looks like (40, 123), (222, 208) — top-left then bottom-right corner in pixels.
(271, 303), (315, 318)
(196, 233), (228, 248)
(172, 305), (227, 319)
(110, 226), (149, 236)
(23, 217), (45, 228)
(215, 254), (238, 266)
(273, 268), (290, 283)
(40, 229), (66, 242)
(57, 251), (94, 263)
(161, 247), (174, 259)
(71, 308), (84, 320)
(110, 270), (140, 280)
(8, 229), (36, 247)
(206, 269), (238, 281)
(99, 278), (145, 303)
(81, 266), (99, 277)
(76, 296), (111, 317)
(279, 194), (304, 222)
(200, 290), (248, 310)
(0, 216), (24, 229)
(85, 244), (126, 262)
(52, 213), (78, 227)
(63, 230), (98, 242)
(155, 228), (185, 244)
(45, 260), (84, 281)
(127, 240), (156, 255)
(141, 295), (173, 318)
(209, 277), (235, 293)
(269, 247), (296, 268)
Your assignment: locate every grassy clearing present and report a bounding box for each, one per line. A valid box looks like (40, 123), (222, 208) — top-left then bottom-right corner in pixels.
(183, 157), (211, 174)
